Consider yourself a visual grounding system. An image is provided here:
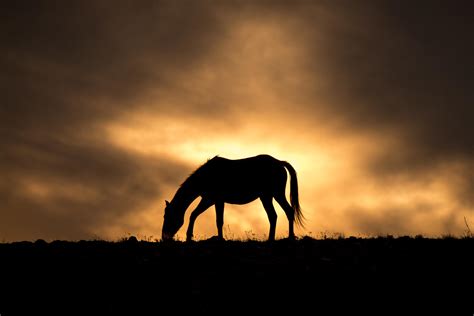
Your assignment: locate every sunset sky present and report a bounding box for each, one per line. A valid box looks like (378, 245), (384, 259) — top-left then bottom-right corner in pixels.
(1, 1), (473, 241)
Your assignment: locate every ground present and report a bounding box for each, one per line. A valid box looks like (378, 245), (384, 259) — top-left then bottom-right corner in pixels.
(1, 236), (473, 314)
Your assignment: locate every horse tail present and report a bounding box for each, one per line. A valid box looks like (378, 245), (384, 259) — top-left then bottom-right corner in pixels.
(281, 160), (305, 228)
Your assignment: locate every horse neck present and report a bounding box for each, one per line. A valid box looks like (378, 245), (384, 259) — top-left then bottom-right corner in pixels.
(172, 184), (200, 214)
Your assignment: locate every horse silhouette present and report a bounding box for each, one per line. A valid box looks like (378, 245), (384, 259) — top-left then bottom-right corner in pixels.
(162, 154), (304, 241)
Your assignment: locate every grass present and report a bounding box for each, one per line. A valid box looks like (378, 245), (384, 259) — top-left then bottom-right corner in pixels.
(0, 234), (473, 314)
(464, 216), (473, 238)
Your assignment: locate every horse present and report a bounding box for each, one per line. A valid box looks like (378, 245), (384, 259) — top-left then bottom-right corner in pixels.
(161, 154), (304, 241)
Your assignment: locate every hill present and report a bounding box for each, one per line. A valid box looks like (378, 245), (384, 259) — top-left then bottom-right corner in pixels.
(1, 236), (473, 314)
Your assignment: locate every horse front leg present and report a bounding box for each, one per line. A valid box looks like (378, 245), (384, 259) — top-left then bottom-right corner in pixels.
(215, 202), (225, 240)
(186, 198), (213, 241)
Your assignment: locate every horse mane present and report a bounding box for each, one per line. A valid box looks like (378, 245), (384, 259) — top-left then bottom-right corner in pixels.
(180, 156), (219, 189)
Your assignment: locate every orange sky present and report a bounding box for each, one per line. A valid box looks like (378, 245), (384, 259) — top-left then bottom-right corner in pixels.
(1, 1), (473, 240)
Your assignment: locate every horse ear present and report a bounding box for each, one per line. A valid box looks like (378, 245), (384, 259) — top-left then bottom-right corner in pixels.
(165, 200), (170, 207)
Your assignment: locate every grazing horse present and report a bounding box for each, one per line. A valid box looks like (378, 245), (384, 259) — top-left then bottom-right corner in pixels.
(162, 154), (304, 241)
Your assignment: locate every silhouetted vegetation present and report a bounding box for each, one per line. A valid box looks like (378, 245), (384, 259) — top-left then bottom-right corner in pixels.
(1, 236), (473, 314)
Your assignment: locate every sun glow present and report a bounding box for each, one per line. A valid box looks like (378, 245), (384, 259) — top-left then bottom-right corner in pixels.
(103, 110), (362, 238)
(102, 109), (471, 239)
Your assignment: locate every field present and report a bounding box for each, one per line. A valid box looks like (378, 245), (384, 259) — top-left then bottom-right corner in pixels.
(1, 236), (473, 314)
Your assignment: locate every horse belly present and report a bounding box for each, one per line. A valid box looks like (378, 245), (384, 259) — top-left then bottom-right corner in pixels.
(223, 192), (259, 205)
(215, 181), (262, 204)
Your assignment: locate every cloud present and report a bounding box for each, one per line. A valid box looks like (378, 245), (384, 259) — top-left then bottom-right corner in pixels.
(0, 0), (225, 240)
(0, 134), (188, 240)
(271, 2), (474, 226)
(302, 2), (474, 161)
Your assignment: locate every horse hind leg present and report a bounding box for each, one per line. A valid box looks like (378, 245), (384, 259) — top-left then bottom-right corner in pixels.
(274, 193), (295, 239)
(260, 196), (277, 241)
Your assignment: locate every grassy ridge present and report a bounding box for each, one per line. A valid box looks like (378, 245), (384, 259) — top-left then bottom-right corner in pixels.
(1, 236), (473, 314)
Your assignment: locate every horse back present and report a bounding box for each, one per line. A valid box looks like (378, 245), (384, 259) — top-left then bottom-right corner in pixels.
(203, 155), (285, 194)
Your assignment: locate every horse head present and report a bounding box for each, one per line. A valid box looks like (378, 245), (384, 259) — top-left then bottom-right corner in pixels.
(162, 200), (184, 241)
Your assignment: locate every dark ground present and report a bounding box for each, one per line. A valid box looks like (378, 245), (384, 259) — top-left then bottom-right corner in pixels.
(1, 236), (473, 315)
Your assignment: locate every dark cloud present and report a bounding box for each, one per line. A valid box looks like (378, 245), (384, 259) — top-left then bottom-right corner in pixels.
(228, 1), (474, 164)
(0, 0), (225, 240)
(305, 1), (474, 163)
(281, 1), (474, 216)
(1, 0), (230, 128)
(0, 135), (188, 240)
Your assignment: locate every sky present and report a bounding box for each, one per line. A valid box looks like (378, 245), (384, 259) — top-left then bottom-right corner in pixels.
(1, 1), (473, 241)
